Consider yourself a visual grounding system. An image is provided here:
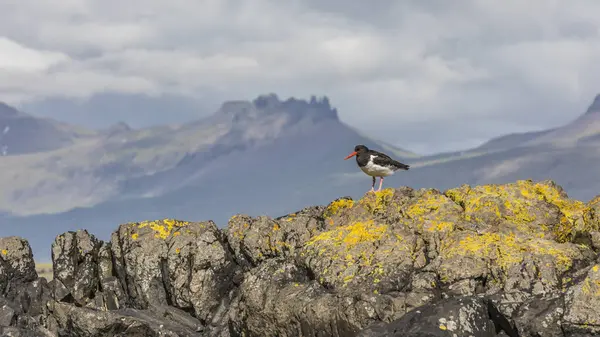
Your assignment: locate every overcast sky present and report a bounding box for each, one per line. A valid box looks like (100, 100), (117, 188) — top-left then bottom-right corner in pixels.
(1, 0), (600, 154)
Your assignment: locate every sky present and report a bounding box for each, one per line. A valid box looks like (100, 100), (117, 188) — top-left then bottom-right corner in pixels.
(1, 0), (600, 154)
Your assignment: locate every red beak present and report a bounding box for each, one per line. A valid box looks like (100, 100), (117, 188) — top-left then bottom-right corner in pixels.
(344, 151), (357, 160)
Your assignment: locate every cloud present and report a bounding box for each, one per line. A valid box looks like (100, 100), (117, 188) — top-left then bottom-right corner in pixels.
(1, 0), (600, 153)
(0, 37), (69, 72)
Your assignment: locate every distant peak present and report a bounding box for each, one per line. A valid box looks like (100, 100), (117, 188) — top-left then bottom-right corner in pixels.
(252, 93), (281, 109)
(586, 94), (600, 114)
(218, 100), (253, 115)
(217, 94), (339, 122)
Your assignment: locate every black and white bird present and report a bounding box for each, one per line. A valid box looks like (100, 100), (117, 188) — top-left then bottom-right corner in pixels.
(344, 144), (410, 192)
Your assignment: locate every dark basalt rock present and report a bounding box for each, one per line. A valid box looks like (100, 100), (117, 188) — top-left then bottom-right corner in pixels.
(356, 296), (518, 337)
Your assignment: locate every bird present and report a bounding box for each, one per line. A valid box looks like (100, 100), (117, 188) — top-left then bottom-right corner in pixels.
(344, 144), (410, 193)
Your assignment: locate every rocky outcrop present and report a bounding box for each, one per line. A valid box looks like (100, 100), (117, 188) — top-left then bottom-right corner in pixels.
(2, 179), (600, 336)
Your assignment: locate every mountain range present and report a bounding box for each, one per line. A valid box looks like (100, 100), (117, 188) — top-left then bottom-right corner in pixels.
(1, 92), (600, 260)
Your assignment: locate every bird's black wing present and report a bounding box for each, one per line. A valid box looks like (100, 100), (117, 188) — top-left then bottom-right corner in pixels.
(370, 150), (410, 170)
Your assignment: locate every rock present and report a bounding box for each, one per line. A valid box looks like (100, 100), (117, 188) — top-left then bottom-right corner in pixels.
(111, 219), (237, 326)
(51, 230), (103, 305)
(48, 301), (205, 337)
(0, 238), (54, 336)
(229, 259), (400, 337)
(301, 217), (426, 293)
(0, 237), (37, 289)
(512, 296), (564, 337)
(0, 326), (49, 337)
(2, 179), (600, 336)
(356, 296), (512, 337)
(563, 264), (600, 335)
(226, 205), (325, 268)
(0, 299), (15, 326)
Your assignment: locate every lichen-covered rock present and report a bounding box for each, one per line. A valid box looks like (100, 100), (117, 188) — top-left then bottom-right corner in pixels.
(301, 219), (426, 293)
(51, 230), (103, 305)
(435, 231), (591, 291)
(226, 205), (324, 267)
(111, 218), (237, 326)
(563, 264), (600, 335)
(0, 237), (37, 290)
(3, 179), (600, 337)
(445, 180), (598, 243)
(229, 259), (412, 337)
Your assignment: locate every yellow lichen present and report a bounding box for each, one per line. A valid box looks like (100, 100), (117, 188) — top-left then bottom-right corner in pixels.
(402, 190), (462, 235)
(532, 182), (592, 242)
(426, 221), (455, 232)
(343, 275), (355, 284)
(323, 198), (355, 218)
(406, 191), (449, 218)
(131, 233), (139, 240)
(441, 232), (577, 273)
(306, 220), (388, 250)
(1, 249), (6, 255)
(136, 219), (191, 240)
(359, 189), (394, 214)
(581, 276), (600, 297)
(445, 180), (598, 243)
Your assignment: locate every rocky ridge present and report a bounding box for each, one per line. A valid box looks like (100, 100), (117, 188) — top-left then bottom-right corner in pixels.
(2, 180), (600, 336)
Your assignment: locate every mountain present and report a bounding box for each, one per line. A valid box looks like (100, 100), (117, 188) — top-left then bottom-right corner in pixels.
(400, 93), (600, 197)
(0, 102), (96, 156)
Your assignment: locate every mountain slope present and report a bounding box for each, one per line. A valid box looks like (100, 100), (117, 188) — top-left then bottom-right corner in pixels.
(396, 93), (600, 197)
(0, 102), (96, 156)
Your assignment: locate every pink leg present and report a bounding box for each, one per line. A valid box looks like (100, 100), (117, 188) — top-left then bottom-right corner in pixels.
(377, 177), (384, 191)
(370, 176), (376, 193)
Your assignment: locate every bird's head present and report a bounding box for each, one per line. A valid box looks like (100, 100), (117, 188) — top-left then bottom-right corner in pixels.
(344, 144), (369, 160)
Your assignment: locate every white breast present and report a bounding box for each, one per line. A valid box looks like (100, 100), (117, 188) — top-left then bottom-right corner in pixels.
(360, 155), (395, 177)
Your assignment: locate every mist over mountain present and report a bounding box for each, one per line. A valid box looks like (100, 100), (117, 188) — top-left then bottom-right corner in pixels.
(2, 93), (600, 261)
(20, 92), (211, 129)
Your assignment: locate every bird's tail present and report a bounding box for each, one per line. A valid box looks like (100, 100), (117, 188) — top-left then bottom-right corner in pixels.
(394, 161), (410, 170)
